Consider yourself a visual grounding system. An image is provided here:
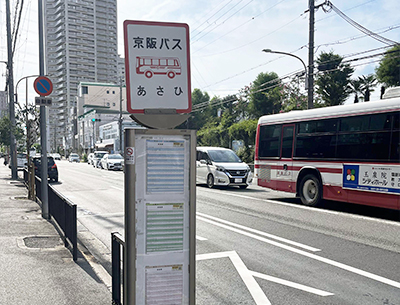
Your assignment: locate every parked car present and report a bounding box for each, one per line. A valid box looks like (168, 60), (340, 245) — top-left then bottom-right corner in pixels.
(92, 151), (107, 168)
(31, 156), (58, 182)
(196, 147), (253, 189)
(100, 153), (123, 170)
(68, 153), (80, 163)
(87, 153), (94, 165)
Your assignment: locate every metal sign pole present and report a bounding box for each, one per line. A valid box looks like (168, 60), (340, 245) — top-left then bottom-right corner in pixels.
(38, 0), (49, 219)
(124, 128), (136, 305)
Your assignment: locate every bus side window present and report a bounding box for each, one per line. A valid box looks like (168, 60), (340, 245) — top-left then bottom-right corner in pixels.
(391, 131), (400, 161)
(258, 125), (281, 158)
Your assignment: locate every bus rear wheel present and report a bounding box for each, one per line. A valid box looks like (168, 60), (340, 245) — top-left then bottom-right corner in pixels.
(145, 70), (153, 78)
(299, 174), (322, 207)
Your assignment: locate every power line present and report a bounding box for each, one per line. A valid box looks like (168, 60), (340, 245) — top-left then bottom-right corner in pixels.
(192, 0), (255, 43)
(191, 0), (237, 39)
(192, 0), (290, 56)
(324, 0), (399, 46)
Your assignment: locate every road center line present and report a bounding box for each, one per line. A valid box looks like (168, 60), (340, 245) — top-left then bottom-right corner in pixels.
(197, 212), (320, 252)
(197, 216), (400, 289)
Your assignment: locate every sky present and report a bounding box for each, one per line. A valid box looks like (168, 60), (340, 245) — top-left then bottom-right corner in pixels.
(1, 0), (399, 108)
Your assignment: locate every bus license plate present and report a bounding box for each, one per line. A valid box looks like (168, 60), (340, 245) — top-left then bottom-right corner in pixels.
(235, 178), (242, 183)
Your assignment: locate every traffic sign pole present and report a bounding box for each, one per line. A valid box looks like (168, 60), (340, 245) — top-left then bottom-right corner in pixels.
(38, 0), (50, 220)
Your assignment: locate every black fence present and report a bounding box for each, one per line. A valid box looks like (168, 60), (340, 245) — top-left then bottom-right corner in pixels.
(111, 232), (125, 305)
(23, 169), (78, 261)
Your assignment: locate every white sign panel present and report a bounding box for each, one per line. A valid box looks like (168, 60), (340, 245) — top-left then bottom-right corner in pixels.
(134, 135), (191, 304)
(124, 20), (191, 114)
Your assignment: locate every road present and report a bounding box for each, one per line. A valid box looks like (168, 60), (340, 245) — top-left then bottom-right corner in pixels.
(52, 160), (400, 305)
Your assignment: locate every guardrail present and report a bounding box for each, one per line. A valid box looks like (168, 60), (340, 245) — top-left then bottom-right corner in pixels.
(23, 168), (78, 261)
(111, 232), (125, 305)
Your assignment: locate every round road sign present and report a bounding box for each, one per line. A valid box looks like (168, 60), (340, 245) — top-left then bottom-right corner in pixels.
(34, 76), (53, 97)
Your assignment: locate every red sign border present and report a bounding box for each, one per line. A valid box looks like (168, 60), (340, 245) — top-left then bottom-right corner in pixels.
(123, 20), (192, 114)
(34, 76), (53, 97)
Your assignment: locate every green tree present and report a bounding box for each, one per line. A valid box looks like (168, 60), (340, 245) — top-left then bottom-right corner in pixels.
(0, 115), (24, 149)
(0, 116), (11, 146)
(281, 77), (307, 112)
(315, 51), (354, 106)
(228, 119), (257, 160)
(376, 45), (400, 87)
(248, 72), (282, 118)
(178, 88), (211, 130)
(348, 78), (362, 103)
(358, 74), (377, 102)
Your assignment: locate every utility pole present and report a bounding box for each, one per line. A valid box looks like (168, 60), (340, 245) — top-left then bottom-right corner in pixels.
(119, 78), (123, 154)
(307, 0), (315, 109)
(6, 0), (18, 179)
(38, 0), (49, 219)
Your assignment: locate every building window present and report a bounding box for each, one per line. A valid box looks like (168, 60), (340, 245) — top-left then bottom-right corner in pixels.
(107, 90), (109, 94)
(82, 86), (88, 94)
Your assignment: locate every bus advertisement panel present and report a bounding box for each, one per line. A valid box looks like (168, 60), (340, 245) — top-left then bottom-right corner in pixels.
(254, 97), (400, 210)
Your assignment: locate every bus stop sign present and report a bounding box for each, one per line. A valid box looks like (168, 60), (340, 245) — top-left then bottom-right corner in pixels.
(123, 20), (191, 115)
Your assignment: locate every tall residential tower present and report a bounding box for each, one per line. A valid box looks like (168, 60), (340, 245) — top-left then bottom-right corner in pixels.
(44, 0), (118, 152)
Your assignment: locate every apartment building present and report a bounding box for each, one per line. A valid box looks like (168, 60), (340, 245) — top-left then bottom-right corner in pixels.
(44, 0), (119, 153)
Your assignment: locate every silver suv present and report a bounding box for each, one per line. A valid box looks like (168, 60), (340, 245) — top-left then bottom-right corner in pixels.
(196, 147), (253, 189)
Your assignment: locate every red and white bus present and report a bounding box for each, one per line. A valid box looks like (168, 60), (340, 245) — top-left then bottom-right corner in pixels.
(254, 97), (400, 210)
(136, 56), (181, 79)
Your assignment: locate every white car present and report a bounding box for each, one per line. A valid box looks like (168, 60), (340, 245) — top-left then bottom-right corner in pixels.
(100, 153), (123, 170)
(68, 153), (80, 162)
(196, 147), (253, 189)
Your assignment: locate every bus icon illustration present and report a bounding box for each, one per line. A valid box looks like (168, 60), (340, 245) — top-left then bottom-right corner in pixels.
(136, 56), (182, 79)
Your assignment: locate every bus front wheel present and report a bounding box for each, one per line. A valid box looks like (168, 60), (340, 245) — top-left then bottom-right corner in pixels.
(299, 174), (322, 207)
(167, 71), (175, 79)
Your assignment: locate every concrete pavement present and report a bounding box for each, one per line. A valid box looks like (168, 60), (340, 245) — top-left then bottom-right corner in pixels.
(0, 160), (111, 305)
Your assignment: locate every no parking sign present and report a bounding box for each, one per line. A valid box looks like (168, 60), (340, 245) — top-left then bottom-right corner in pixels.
(34, 76), (53, 97)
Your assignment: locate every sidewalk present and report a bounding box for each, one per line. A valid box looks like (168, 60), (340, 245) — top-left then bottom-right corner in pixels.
(0, 162), (111, 305)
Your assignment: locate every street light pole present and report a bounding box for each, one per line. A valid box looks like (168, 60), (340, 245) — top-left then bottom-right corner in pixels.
(119, 77), (123, 154)
(262, 49), (310, 109)
(16, 75), (39, 199)
(5, 0), (18, 179)
(308, 0), (315, 109)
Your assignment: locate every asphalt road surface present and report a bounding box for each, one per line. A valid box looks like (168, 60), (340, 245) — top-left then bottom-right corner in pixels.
(53, 160), (400, 305)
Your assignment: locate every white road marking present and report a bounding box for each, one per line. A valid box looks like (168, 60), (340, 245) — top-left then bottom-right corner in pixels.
(197, 251), (271, 305)
(198, 215), (400, 289)
(196, 235), (208, 241)
(202, 188), (400, 227)
(110, 185), (123, 191)
(251, 271), (334, 297)
(197, 212), (321, 252)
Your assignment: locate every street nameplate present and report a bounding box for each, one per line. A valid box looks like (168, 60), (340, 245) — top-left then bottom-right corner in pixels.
(35, 97), (52, 106)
